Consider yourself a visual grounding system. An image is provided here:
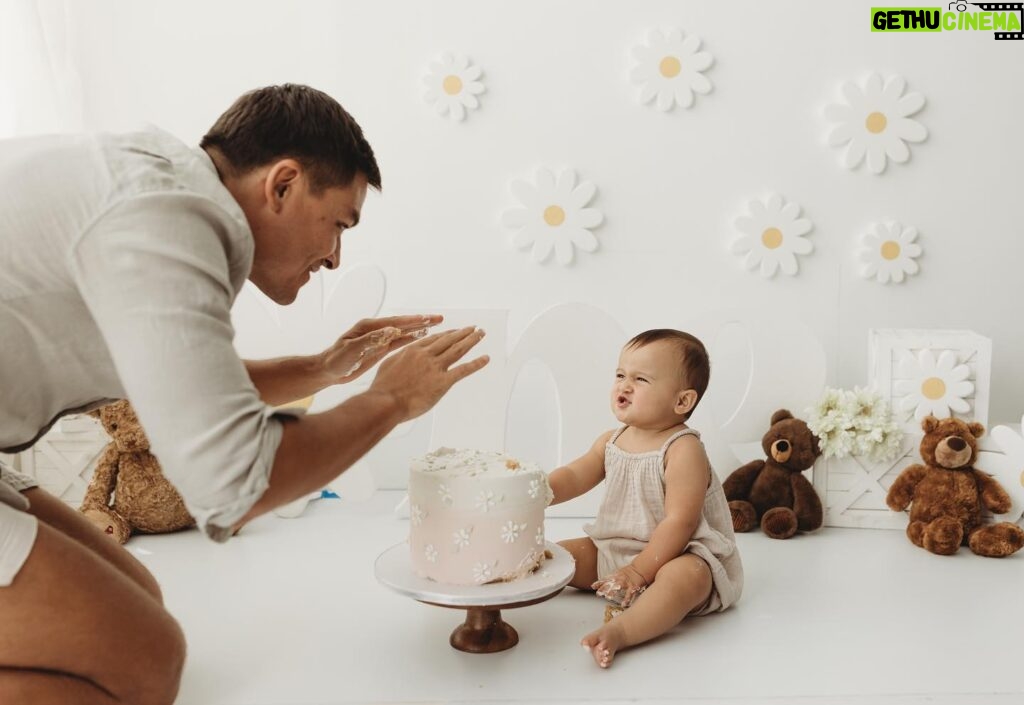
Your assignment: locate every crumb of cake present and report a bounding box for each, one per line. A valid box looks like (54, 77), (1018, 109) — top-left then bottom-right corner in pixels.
(604, 604), (625, 623)
(543, 549), (553, 559)
(505, 458), (520, 470)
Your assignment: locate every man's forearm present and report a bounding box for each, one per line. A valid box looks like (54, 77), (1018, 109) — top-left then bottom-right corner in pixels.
(233, 389), (406, 529)
(245, 355), (333, 407)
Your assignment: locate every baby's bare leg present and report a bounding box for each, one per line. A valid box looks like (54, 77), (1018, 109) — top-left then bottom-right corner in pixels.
(582, 554), (712, 668)
(557, 537), (598, 590)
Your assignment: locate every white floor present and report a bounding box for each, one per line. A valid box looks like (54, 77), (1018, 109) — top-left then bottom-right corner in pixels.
(134, 491), (1024, 705)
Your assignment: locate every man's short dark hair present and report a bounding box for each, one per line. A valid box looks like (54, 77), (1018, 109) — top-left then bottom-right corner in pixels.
(200, 83), (381, 194)
(626, 329), (710, 417)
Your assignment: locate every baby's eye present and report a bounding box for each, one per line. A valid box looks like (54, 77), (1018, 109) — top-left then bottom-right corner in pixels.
(637, 377), (648, 383)
(615, 373), (625, 379)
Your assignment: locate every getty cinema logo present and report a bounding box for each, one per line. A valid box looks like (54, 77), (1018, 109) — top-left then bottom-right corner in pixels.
(871, 3), (1024, 39)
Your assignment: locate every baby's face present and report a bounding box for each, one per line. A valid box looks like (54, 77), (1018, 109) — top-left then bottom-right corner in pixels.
(610, 341), (688, 428)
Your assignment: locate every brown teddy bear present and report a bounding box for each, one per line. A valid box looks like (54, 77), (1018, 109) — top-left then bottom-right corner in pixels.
(723, 409), (824, 539)
(79, 400), (194, 543)
(886, 415), (1024, 557)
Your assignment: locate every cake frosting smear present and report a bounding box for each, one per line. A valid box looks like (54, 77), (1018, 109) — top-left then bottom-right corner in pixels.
(409, 448), (553, 585)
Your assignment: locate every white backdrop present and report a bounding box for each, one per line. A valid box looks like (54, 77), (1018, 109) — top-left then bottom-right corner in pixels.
(8, 1), (1024, 491)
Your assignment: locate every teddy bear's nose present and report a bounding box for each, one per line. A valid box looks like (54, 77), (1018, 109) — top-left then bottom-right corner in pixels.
(776, 440), (790, 453)
(947, 437), (966, 451)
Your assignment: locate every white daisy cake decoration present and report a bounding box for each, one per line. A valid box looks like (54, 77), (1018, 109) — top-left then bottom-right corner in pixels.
(824, 72), (927, 174)
(423, 53), (485, 122)
(894, 349), (974, 421)
(858, 221), (922, 284)
(500, 167), (604, 266)
(408, 448), (553, 585)
(731, 194), (814, 278)
(629, 28), (713, 111)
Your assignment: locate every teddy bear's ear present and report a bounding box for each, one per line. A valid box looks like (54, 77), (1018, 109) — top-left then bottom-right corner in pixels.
(770, 409), (793, 425)
(968, 421), (985, 438)
(921, 415), (939, 433)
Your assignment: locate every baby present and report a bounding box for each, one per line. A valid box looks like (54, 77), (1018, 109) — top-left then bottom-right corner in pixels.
(547, 329), (743, 668)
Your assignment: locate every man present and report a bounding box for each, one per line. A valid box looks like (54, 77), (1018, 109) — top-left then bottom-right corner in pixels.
(0, 84), (487, 704)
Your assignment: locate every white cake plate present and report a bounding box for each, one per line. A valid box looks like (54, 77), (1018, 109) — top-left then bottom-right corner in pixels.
(375, 541), (575, 653)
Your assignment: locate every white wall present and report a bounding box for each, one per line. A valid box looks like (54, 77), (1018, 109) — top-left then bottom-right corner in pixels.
(25, 1), (1024, 478)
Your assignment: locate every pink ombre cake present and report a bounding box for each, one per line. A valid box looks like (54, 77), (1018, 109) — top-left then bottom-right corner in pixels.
(408, 448), (552, 585)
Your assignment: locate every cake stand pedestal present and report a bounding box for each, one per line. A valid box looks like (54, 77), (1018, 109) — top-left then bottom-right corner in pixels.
(375, 541), (574, 654)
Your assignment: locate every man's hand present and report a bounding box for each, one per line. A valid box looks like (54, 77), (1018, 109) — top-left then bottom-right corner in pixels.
(592, 564), (648, 608)
(321, 314), (442, 385)
(368, 326), (489, 422)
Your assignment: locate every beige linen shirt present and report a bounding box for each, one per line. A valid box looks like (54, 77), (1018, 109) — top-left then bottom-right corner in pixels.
(0, 128), (283, 541)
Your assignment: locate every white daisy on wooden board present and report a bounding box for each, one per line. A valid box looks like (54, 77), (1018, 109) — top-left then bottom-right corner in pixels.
(629, 27), (713, 111)
(858, 221), (923, 284)
(895, 349), (974, 420)
(500, 168), (604, 266)
(423, 53), (485, 121)
(731, 194), (814, 278)
(824, 72), (927, 174)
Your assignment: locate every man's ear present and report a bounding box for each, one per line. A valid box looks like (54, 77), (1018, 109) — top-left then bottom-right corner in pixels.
(675, 389), (698, 416)
(264, 159), (302, 212)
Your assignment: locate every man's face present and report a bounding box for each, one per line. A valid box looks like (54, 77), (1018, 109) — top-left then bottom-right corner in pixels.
(249, 167), (368, 305)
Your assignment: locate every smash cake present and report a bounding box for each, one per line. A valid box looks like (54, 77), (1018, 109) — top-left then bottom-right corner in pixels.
(408, 448), (553, 585)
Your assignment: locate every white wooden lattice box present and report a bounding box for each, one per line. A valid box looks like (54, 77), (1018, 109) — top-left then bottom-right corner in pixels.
(814, 427), (1024, 530)
(17, 414), (108, 504)
(868, 328), (992, 432)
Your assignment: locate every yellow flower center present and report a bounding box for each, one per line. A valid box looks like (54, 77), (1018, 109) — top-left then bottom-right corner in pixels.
(921, 377), (946, 400)
(442, 75), (463, 95)
(761, 227), (783, 250)
(865, 111), (888, 134)
(881, 241), (901, 260)
(543, 205), (566, 226)
(659, 56), (682, 78)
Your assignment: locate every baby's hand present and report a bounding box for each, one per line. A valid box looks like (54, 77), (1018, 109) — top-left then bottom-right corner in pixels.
(591, 565), (648, 608)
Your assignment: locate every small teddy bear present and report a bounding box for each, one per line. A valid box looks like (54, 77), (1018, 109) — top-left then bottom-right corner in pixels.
(886, 415), (1024, 557)
(79, 400), (194, 543)
(723, 409), (824, 539)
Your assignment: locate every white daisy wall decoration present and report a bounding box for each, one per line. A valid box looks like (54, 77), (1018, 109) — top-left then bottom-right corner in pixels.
(858, 222), (923, 284)
(500, 168), (604, 266)
(629, 28), (713, 111)
(894, 349), (974, 420)
(731, 194), (814, 278)
(423, 53), (485, 121)
(824, 72), (927, 174)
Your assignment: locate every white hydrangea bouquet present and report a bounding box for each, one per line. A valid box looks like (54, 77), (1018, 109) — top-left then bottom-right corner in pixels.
(806, 387), (904, 461)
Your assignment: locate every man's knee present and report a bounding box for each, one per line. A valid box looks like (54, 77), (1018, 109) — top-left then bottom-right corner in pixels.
(120, 614), (186, 705)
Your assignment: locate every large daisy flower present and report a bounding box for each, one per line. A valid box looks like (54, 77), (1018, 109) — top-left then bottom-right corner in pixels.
(858, 222), (922, 284)
(500, 168), (604, 266)
(824, 72), (927, 174)
(629, 28), (713, 111)
(423, 53), (485, 121)
(894, 349), (974, 420)
(731, 194), (814, 278)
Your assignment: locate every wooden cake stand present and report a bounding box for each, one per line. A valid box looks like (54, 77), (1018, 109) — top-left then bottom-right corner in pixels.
(375, 541), (574, 653)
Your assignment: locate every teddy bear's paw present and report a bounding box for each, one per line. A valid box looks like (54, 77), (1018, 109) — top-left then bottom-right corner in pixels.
(906, 521), (927, 547)
(968, 522), (1024, 558)
(761, 507), (797, 540)
(922, 516), (963, 555)
(728, 500), (757, 533)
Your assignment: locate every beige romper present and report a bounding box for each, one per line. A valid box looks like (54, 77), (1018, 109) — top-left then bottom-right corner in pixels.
(584, 427), (743, 615)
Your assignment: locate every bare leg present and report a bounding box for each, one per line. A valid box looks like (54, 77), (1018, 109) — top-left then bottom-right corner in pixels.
(23, 488), (163, 601)
(0, 520), (186, 705)
(581, 554), (712, 668)
(558, 537), (598, 591)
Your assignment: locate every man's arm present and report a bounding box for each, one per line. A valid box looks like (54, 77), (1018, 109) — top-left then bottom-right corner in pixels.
(234, 326), (488, 528)
(245, 314), (443, 406)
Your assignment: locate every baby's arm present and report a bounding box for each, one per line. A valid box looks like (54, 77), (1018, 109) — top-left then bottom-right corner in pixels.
(547, 430), (613, 506)
(629, 436), (709, 584)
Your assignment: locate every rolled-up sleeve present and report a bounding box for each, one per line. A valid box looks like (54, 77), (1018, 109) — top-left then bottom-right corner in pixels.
(69, 192), (283, 542)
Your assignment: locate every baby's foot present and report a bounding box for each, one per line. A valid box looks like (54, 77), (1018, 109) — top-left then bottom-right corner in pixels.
(580, 621), (627, 669)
